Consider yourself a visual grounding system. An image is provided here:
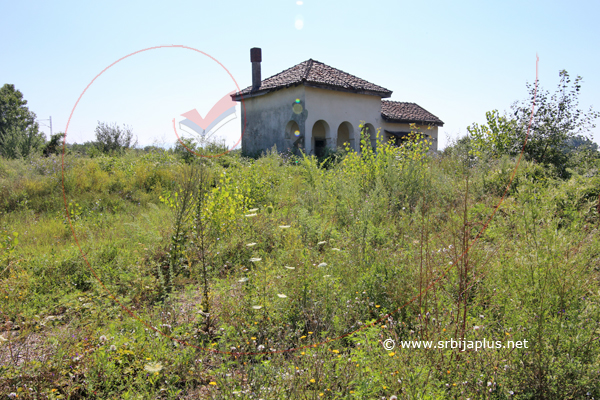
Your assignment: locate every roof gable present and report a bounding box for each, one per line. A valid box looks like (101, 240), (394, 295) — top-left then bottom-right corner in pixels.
(232, 59), (392, 100)
(381, 100), (444, 126)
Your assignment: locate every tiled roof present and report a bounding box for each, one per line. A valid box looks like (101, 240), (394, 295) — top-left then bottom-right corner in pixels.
(232, 59), (392, 99)
(381, 101), (444, 126)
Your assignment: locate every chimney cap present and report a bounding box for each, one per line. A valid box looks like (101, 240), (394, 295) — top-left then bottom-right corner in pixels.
(250, 47), (262, 63)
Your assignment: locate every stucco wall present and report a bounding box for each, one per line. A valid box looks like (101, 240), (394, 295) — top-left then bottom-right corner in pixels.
(240, 85), (307, 156)
(304, 86), (382, 154)
(239, 84), (439, 155)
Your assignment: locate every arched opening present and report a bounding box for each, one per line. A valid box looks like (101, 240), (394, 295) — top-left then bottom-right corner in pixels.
(285, 120), (302, 152)
(285, 120), (300, 139)
(311, 120), (330, 157)
(362, 123), (377, 150)
(337, 121), (354, 149)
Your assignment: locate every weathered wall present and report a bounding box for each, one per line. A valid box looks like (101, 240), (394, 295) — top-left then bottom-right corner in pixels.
(240, 84), (439, 155)
(240, 85), (307, 156)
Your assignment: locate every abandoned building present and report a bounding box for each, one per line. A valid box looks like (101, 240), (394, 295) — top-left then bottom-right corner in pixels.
(231, 48), (444, 156)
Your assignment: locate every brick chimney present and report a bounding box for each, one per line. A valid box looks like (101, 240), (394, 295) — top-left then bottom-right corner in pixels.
(250, 47), (262, 90)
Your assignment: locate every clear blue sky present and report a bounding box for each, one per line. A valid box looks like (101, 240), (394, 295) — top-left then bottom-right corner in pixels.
(1, 0), (599, 149)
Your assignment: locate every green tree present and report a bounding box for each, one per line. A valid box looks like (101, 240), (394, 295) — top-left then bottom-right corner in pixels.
(43, 132), (65, 157)
(467, 109), (518, 158)
(513, 70), (599, 172)
(94, 121), (136, 154)
(467, 70), (599, 176)
(0, 84), (45, 158)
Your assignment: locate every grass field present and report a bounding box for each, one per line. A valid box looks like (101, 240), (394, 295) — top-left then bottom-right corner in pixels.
(1, 135), (600, 399)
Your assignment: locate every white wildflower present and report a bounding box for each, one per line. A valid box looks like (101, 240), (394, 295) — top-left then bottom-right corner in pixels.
(252, 305), (263, 310)
(249, 257), (262, 262)
(246, 243), (257, 247)
(144, 361), (163, 373)
(277, 293), (287, 298)
(245, 213), (257, 217)
(238, 277), (249, 283)
(279, 225), (291, 229)
(317, 262), (327, 268)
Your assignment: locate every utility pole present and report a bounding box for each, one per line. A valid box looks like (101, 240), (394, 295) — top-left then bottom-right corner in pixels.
(36, 116), (52, 137)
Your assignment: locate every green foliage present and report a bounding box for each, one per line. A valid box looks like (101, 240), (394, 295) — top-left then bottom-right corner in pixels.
(0, 84), (45, 159)
(1, 136), (600, 398)
(43, 132), (65, 157)
(466, 70), (600, 177)
(468, 109), (518, 158)
(94, 121), (136, 154)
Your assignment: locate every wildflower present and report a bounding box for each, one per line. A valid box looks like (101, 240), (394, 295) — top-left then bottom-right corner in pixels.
(209, 381), (217, 386)
(109, 345), (117, 351)
(246, 243), (257, 247)
(249, 257), (262, 262)
(284, 266), (295, 270)
(238, 277), (249, 283)
(248, 208), (259, 212)
(144, 361), (163, 373)
(0, 334), (8, 342)
(257, 344), (265, 351)
(251, 337), (256, 340)
(99, 335), (107, 342)
(388, 352), (395, 356)
(317, 241), (327, 245)
(375, 305), (380, 308)
(310, 379), (316, 383)
(300, 352), (305, 355)
(277, 293), (287, 298)
(331, 248), (341, 251)
(279, 225), (291, 229)
(317, 263), (327, 268)
(332, 349), (339, 353)
(245, 213), (257, 217)
(252, 305), (262, 310)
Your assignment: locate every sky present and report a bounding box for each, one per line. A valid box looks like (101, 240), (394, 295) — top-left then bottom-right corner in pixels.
(1, 0), (599, 150)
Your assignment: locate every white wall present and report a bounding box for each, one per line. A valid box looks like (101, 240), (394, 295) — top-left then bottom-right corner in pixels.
(304, 86), (383, 154)
(240, 84), (439, 155)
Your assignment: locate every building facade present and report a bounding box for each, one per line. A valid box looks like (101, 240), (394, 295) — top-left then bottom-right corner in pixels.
(231, 48), (443, 156)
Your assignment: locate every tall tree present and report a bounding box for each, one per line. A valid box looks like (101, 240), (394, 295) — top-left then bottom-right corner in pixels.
(467, 70), (599, 176)
(512, 70), (599, 172)
(0, 84), (45, 158)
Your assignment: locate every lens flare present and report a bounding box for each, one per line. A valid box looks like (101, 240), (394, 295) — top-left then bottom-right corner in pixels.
(292, 103), (303, 114)
(294, 130), (300, 137)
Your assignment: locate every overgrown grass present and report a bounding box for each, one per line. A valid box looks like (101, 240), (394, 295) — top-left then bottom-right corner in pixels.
(1, 137), (600, 399)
